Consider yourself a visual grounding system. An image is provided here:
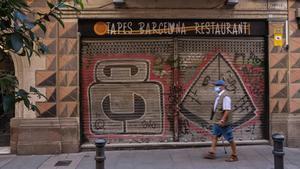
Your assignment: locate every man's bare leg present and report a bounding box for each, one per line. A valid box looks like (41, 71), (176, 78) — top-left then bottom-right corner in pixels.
(209, 136), (218, 153)
(229, 141), (237, 156)
(225, 140), (238, 162)
(204, 136), (218, 159)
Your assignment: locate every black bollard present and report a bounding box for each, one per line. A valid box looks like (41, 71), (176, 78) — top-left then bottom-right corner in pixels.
(95, 139), (106, 169)
(272, 133), (285, 169)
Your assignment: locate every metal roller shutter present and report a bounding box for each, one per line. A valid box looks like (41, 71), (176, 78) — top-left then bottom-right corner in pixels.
(178, 38), (268, 142)
(80, 37), (268, 143)
(80, 38), (175, 143)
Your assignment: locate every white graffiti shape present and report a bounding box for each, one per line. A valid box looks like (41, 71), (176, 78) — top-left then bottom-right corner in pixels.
(179, 53), (256, 130)
(89, 60), (164, 134)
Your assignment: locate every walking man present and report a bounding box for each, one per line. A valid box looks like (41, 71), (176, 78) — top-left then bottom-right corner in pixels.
(204, 80), (238, 162)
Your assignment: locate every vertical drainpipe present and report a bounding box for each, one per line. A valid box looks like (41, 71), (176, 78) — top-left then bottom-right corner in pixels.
(173, 38), (179, 142)
(77, 31), (81, 146)
(56, 18), (63, 153)
(286, 1), (290, 145)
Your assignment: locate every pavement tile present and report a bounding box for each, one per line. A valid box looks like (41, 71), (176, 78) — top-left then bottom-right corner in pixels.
(38, 153), (85, 169)
(239, 146), (275, 169)
(252, 145), (274, 163)
(56, 153), (85, 169)
(114, 163), (133, 169)
(75, 152), (95, 169)
(285, 147), (300, 167)
(132, 150), (156, 164)
(38, 154), (67, 169)
(169, 150), (191, 163)
(285, 164), (300, 169)
(0, 155), (15, 168)
(172, 161), (194, 169)
(1, 155), (50, 169)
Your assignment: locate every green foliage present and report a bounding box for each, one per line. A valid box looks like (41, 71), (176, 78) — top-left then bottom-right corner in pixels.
(0, 73), (47, 114)
(0, 0), (83, 63)
(0, 0), (83, 114)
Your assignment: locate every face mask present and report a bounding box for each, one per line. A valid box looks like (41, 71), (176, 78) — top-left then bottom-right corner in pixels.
(214, 86), (221, 93)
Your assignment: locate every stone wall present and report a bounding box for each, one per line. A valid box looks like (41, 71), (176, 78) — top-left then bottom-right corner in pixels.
(10, 0), (80, 154)
(10, 0), (299, 155)
(287, 0), (300, 147)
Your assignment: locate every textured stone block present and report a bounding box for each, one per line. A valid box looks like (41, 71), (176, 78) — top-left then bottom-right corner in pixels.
(270, 84), (288, 98)
(287, 114), (300, 147)
(58, 87), (78, 102)
(58, 71), (78, 86)
(17, 142), (61, 155)
(61, 142), (80, 153)
(271, 113), (288, 146)
(46, 87), (56, 102)
(35, 71), (56, 87)
(59, 21), (78, 38)
(36, 102), (57, 117)
(270, 99), (289, 114)
(290, 84), (300, 98)
(269, 54), (288, 68)
(46, 55), (56, 71)
(41, 39), (57, 54)
(61, 127), (79, 142)
(59, 55), (78, 71)
(290, 99), (300, 114)
(58, 102), (78, 117)
(290, 53), (300, 68)
(290, 38), (300, 53)
(10, 118), (80, 154)
(290, 70), (300, 84)
(59, 39), (78, 55)
(270, 69), (288, 84)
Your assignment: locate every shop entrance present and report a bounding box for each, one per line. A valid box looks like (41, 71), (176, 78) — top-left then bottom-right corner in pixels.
(0, 57), (15, 146)
(80, 37), (268, 143)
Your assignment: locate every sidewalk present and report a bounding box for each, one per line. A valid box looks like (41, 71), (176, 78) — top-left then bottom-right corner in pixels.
(0, 145), (300, 169)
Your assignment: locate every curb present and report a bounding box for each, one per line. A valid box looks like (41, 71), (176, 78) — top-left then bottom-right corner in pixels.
(81, 140), (270, 151)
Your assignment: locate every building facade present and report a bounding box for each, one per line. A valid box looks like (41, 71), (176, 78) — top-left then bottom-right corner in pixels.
(2, 0), (300, 154)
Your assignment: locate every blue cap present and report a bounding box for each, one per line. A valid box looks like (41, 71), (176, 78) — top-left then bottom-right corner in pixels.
(214, 80), (225, 86)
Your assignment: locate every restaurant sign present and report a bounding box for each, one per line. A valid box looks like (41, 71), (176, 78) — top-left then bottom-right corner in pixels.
(79, 19), (267, 37)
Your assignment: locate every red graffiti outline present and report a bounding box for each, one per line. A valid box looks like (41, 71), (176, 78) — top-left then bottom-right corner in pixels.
(81, 54), (172, 140)
(178, 50), (264, 138)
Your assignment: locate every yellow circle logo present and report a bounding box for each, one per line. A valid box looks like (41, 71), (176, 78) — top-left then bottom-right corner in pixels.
(94, 22), (108, 36)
